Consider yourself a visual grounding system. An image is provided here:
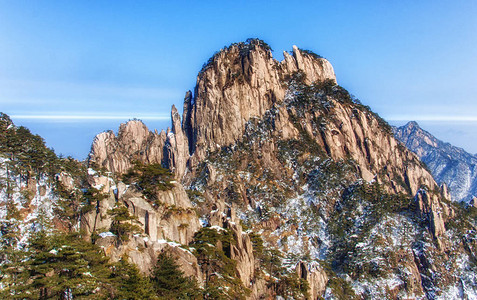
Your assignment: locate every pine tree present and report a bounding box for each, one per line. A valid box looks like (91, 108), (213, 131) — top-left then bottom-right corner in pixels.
(0, 203), (28, 299)
(151, 252), (201, 299)
(0, 114), (62, 181)
(108, 204), (142, 244)
(110, 255), (157, 299)
(190, 228), (249, 299)
(54, 181), (86, 232)
(122, 162), (174, 203)
(16, 232), (114, 299)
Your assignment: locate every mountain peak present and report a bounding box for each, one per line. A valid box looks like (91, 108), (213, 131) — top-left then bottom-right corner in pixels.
(88, 41), (338, 178)
(199, 38), (273, 75)
(186, 40), (336, 161)
(404, 120), (420, 129)
(395, 120), (477, 202)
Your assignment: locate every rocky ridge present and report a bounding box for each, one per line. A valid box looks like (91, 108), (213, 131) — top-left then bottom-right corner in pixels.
(395, 121), (477, 202)
(89, 120), (166, 175)
(89, 42), (336, 180)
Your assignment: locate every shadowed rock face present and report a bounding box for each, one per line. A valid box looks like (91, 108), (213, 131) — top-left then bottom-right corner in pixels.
(395, 121), (477, 202)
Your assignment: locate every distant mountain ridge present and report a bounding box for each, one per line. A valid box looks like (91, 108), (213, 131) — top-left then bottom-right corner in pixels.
(394, 121), (477, 202)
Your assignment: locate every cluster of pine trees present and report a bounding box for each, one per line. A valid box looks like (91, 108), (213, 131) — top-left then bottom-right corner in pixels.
(122, 162), (174, 205)
(0, 113), (84, 181)
(0, 227), (199, 299)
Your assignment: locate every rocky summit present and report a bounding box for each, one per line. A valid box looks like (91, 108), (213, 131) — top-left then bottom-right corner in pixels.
(395, 121), (477, 203)
(1, 39), (477, 299)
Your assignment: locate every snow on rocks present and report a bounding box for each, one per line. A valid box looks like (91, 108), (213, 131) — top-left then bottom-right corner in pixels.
(99, 232), (116, 238)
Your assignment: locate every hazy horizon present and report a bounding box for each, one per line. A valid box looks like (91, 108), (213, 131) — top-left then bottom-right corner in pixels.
(6, 113), (477, 160)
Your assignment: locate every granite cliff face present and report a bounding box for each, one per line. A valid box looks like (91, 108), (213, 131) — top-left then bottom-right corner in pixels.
(89, 41), (336, 180)
(80, 40), (477, 298)
(89, 120), (166, 174)
(395, 121), (477, 202)
(186, 43), (336, 166)
(81, 169), (203, 278)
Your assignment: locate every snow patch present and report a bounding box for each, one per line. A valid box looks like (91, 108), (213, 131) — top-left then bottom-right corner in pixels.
(99, 232), (116, 238)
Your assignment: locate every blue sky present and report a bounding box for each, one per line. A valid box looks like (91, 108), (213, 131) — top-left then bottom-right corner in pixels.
(1, 1), (477, 158)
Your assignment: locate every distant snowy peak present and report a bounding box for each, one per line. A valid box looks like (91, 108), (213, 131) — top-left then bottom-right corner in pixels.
(394, 121), (477, 202)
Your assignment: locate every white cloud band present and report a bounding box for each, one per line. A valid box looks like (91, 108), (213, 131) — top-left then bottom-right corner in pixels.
(386, 115), (477, 122)
(10, 114), (170, 121)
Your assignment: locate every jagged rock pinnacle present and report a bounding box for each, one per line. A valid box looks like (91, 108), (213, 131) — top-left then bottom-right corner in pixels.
(89, 40), (337, 177)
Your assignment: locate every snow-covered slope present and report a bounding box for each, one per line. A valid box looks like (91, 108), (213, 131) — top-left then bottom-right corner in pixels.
(394, 121), (477, 202)
(0, 157), (57, 245)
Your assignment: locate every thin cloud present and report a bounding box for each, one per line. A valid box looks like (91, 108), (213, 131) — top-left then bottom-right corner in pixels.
(11, 114), (170, 121)
(386, 115), (477, 122)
